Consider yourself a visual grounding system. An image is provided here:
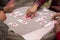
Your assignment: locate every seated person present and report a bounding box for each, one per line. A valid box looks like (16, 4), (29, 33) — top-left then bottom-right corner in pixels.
(0, 11), (25, 40)
(0, 0), (25, 40)
(1, 0), (15, 13)
(0, 0), (15, 21)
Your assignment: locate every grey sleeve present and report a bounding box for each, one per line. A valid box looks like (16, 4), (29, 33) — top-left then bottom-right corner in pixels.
(0, 20), (9, 40)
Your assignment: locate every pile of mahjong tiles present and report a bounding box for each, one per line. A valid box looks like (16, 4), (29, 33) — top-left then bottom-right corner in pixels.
(5, 7), (56, 35)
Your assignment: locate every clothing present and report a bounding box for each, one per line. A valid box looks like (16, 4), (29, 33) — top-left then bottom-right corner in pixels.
(7, 31), (25, 40)
(56, 31), (60, 40)
(34, 0), (60, 12)
(0, 20), (25, 40)
(0, 0), (10, 10)
(41, 32), (55, 40)
(0, 20), (8, 40)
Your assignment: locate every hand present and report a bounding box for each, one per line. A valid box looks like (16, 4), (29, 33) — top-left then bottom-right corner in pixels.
(26, 4), (38, 19)
(52, 13), (60, 21)
(52, 13), (60, 33)
(3, 0), (15, 13)
(55, 21), (60, 33)
(0, 11), (6, 21)
(4, 4), (15, 13)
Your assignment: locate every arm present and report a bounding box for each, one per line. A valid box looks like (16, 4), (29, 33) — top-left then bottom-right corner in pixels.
(0, 0), (10, 10)
(26, 0), (49, 19)
(3, 0), (15, 13)
(54, 21), (60, 40)
(0, 20), (9, 40)
(33, 0), (49, 9)
(52, 13), (60, 20)
(52, 13), (60, 40)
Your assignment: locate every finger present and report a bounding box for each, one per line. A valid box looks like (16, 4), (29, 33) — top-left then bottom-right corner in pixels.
(54, 13), (60, 19)
(26, 11), (31, 18)
(26, 11), (33, 18)
(34, 13), (38, 17)
(26, 9), (30, 15)
(28, 12), (33, 17)
(56, 22), (60, 25)
(31, 13), (35, 19)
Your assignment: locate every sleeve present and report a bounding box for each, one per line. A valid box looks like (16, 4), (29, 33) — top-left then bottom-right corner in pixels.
(55, 31), (60, 40)
(6, 0), (14, 6)
(0, 0), (10, 10)
(0, 20), (9, 40)
(34, 0), (49, 9)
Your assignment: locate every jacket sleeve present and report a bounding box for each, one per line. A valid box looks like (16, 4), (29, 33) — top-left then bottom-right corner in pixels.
(34, 0), (49, 9)
(0, 20), (9, 40)
(0, 0), (10, 10)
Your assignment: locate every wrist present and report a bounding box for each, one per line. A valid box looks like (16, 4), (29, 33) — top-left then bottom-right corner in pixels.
(32, 4), (38, 10)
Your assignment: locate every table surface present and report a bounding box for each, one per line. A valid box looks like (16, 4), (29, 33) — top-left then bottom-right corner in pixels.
(5, 7), (56, 36)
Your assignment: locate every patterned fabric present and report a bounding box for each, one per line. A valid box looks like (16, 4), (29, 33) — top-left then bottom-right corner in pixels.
(34, 0), (60, 12)
(34, 0), (49, 7)
(34, 0), (60, 6)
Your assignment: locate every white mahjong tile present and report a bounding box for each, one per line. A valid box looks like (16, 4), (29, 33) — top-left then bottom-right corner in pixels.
(9, 12), (16, 16)
(39, 20), (48, 25)
(43, 8), (49, 12)
(34, 18), (41, 22)
(44, 21), (55, 27)
(14, 11), (21, 14)
(8, 22), (19, 27)
(40, 16), (47, 21)
(17, 19), (28, 24)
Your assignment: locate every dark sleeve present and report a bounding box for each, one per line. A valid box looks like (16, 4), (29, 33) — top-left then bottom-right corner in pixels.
(56, 31), (60, 40)
(0, 0), (10, 10)
(0, 20), (9, 40)
(34, 0), (49, 9)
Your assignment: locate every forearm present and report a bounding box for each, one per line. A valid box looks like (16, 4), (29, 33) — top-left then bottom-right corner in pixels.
(0, 20), (9, 40)
(33, 0), (49, 9)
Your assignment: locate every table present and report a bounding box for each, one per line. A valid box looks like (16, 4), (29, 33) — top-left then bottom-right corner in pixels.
(4, 6), (56, 40)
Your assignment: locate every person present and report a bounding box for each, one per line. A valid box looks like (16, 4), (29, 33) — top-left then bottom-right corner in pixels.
(0, 0), (25, 40)
(0, 12), (25, 40)
(26, 0), (60, 40)
(41, 13), (60, 40)
(26, 0), (60, 19)
(52, 13), (60, 40)
(0, 0), (15, 21)
(1, 0), (15, 13)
